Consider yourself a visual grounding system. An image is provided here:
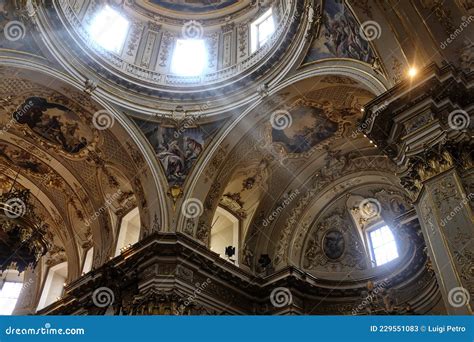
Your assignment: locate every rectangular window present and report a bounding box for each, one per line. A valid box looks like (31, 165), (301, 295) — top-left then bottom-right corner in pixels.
(0, 282), (23, 315)
(251, 9), (275, 53)
(369, 225), (398, 266)
(88, 5), (129, 53)
(171, 39), (207, 76)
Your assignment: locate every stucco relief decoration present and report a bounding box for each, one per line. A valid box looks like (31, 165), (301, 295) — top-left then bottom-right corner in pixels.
(303, 210), (366, 271)
(12, 96), (100, 158)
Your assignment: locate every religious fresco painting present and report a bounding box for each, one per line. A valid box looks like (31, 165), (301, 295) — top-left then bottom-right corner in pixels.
(13, 97), (92, 154)
(137, 120), (222, 186)
(149, 0), (239, 13)
(0, 143), (49, 175)
(303, 0), (375, 64)
(272, 105), (338, 154)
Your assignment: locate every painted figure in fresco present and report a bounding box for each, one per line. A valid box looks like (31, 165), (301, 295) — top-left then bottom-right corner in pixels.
(13, 97), (89, 154)
(0, 143), (46, 174)
(157, 140), (186, 184)
(272, 105), (338, 154)
(303, 0), (375, 64)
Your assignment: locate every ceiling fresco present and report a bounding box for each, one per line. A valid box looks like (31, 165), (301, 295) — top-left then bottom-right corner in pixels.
(303, 0), (376, 65)
(147, 0), (240, 13)
(14, 97), (93, 154)
(136, 118), (224, 186)
(271, 102), (339, 154)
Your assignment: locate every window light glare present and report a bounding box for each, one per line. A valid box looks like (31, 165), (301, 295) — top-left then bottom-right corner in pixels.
(0, 282), (23, 315)
(251, 9), (275, 52)
(369, 225), (399, 266)
(171, 39), (207, 77)
(88, 6), (129, 53)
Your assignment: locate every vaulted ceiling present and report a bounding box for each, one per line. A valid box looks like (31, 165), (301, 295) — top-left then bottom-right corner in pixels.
(0, 0), (471, 294)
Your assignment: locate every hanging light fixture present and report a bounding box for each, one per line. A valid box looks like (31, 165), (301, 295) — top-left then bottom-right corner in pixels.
(0, 171), (50, 272)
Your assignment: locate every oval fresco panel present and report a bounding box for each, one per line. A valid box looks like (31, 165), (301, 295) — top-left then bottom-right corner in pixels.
(323, 230), (345, 260)
(13, 97), (94, 154)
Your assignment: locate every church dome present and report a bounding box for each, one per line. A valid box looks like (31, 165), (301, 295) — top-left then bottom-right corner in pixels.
(32, 0), (309, 115)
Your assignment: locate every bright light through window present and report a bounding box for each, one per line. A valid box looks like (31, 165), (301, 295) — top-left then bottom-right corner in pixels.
(0, 282), (23, 315)
(88, 6), (129, 53)
(171, 39), (207, 76)
(369, 225), (399, 266)
(251, 9), (275, 52)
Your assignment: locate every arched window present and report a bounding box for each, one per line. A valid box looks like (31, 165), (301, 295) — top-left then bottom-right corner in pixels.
(115, 207), (140, 256)
(82, 248), (94, 274)
(348, 195), (399, 268)
(36, 262), (67, 311)
(0, 270), (24, 315)
(366, 224), (399, 266)
(210, 207), (240, 265)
